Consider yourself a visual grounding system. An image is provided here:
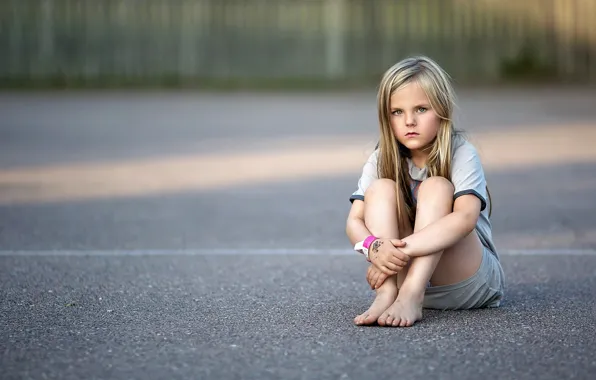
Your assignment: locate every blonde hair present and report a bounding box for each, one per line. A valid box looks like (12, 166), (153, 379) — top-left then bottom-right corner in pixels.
(376, 56), (459, 227)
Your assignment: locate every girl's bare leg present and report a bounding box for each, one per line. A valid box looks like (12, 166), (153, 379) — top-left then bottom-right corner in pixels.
(377, 177), (483, 327)
(354, 179), (412, 326)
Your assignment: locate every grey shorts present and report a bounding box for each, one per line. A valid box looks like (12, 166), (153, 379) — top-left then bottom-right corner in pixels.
(423, 246), (505, 310)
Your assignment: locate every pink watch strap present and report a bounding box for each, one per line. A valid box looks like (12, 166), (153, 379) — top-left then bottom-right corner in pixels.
(363, 235), (378, 249)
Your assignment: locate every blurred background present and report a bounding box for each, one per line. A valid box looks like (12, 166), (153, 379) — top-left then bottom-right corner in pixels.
(1, 0), (596, 252)
(1, 0), (595, 87)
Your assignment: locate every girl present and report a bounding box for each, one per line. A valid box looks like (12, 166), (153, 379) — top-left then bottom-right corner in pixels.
(346, 56), (505, 327)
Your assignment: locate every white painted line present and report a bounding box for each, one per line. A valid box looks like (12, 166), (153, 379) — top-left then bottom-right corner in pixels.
(0, 248), (596, 257)
(0, 249), (348, 257)
(501, 249), (596, 256)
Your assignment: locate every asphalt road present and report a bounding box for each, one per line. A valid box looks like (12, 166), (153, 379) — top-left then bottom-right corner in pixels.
(1, 88), (596, 379)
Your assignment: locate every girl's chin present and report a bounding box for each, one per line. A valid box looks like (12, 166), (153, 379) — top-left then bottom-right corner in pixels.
(398, 140), (429, 151)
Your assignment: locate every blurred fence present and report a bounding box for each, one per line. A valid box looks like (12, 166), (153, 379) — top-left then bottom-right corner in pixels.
(1, 0), (595, 87)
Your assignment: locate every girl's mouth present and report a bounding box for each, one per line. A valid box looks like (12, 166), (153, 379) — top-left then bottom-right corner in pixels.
(405, 132), (419, 137)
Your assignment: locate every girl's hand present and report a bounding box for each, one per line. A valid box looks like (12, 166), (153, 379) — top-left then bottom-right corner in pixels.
(366, 264), (389, 289)
(369, 238), (410, 275)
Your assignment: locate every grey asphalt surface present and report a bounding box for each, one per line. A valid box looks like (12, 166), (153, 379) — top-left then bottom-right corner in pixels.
(1, 88), (596, 379)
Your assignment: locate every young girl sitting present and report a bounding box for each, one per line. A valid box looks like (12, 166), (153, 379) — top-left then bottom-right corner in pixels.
(346, 56), (505, 327)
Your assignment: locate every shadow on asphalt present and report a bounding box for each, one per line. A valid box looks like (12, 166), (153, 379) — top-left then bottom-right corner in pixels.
(1, 162), (596, 251)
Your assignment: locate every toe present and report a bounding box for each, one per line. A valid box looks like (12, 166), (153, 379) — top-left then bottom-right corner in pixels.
(391, 318), (400, 327)
(354, 315), (363, 325)
(385, 314), (394, 326)
(399, 319), (408, 327)
(366, 313), (381, 326)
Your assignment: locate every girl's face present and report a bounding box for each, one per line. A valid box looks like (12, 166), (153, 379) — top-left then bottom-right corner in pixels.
(389, 81), (441, 155)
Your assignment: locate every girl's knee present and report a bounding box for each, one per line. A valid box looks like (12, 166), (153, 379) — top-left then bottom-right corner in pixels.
(364, 178), (396, 199)
(418, 177), (454, 198)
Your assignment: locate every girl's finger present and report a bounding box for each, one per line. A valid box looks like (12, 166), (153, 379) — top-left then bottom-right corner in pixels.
(373, 272), (382, 288)
(391, 239), (407, 247)
(375, 275), (384, 289)
(383, 261), (398, 272)
(388, 255), (409, 267)
(393, 259), (406, 268)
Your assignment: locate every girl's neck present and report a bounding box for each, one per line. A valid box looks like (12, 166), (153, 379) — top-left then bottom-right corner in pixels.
(410, 150), (428, 169)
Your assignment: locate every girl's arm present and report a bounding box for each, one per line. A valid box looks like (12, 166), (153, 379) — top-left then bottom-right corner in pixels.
(398, 194), (481, 257)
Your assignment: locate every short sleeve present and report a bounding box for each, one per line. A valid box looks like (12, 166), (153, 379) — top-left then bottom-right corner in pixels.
(451, 142), (488, 211)
(349, 150), (379, 203)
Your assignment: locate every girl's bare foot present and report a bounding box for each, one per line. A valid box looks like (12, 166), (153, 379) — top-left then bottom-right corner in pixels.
(354, 286), (397, 326)
(377, 292), (423, 327)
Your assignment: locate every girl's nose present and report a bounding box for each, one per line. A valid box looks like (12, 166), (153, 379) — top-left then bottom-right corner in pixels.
(405, 113), (416, 126)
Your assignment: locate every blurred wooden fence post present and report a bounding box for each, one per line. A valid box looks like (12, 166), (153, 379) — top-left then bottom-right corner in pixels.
(325, 0), (346, 79)
(8, 0), (22, 76)
(178, 1), (195, 78)
(39, 0), (55, 76)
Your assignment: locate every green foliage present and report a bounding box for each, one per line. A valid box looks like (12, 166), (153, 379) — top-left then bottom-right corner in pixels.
(500, 45), (558, 82)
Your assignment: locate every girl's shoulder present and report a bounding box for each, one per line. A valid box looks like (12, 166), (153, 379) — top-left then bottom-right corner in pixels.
(451, 133), (486, 175)
(452, 133), (481, 160)
(365, 147), (380, 164)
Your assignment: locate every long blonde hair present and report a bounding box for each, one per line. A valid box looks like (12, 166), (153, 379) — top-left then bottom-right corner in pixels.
(376, 56), (458, 227)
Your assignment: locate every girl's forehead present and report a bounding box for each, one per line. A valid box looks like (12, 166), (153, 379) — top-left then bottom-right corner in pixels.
(390, 82), (430, 104)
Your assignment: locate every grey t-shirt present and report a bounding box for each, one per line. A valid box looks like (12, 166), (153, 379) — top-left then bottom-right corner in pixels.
(349, 135), (498, 259)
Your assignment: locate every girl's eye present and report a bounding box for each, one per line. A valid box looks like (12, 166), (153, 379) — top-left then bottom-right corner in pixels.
(392, 110), (403, 115)
(417, 107), (427, 113)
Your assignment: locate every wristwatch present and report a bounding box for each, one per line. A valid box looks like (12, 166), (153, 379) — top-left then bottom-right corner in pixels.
(353, 235), (378, 262)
